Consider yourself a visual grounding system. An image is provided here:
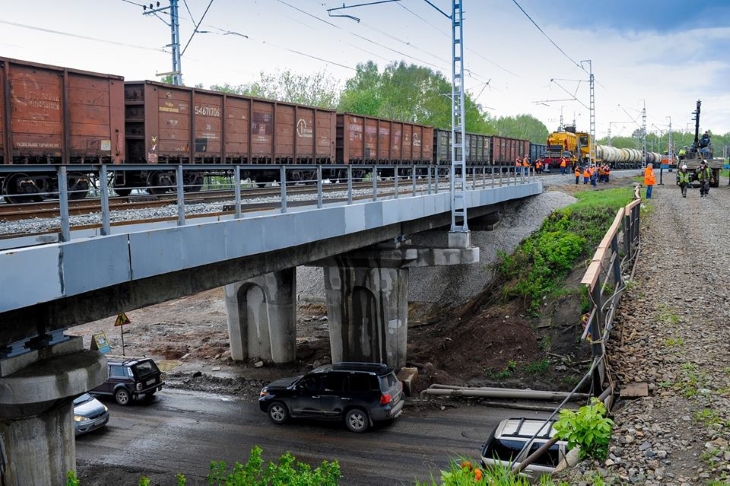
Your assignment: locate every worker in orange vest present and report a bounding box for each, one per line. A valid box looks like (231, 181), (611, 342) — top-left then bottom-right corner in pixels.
(644, 163), (656, 198)
(515, 156), (522, 175)
(559, 158), (567, 175)
(574, 165), (581, 184)
(535, 158), (542, 174)
(522, 156), (530, 174)
(582, 166), (591, 184)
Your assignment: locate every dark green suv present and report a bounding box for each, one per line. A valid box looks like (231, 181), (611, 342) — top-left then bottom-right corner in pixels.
(259, 362), (404, 432)
(91, 357), (165, 406)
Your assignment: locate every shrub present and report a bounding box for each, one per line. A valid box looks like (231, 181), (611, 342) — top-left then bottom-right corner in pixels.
(207, 445), (340, 486)
(553, 398), (613, 461)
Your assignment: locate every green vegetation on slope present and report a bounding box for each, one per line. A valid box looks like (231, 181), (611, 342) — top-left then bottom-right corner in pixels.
(496, 186), (635, 315)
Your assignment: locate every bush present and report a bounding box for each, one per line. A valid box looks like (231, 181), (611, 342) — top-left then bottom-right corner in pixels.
(207, 445), (340, 486)
(553, 398), (613, 461)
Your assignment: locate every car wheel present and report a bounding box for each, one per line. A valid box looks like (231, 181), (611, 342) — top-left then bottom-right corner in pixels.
(114, 388), (131, 406)
(345, 408), (369, 433)
(267, 402), (289, 424)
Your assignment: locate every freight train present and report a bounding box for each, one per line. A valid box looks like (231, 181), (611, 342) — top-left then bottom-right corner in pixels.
(0, 56), (545, 203)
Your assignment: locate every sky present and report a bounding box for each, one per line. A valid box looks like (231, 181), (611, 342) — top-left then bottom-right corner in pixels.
(1, 0), (729, 143)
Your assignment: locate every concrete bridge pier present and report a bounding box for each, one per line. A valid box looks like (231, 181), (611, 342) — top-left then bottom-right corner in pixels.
(0, 335), (107, 486)
(318, 241), (479, 370)
(224, 268), (296, 363)
(323, 264), (409, 370)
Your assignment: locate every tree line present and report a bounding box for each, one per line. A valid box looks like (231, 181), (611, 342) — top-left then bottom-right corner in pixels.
(165, 61), (730, 151)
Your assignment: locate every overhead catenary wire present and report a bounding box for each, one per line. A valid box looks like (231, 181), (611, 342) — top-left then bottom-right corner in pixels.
(0, 19), (169, 54)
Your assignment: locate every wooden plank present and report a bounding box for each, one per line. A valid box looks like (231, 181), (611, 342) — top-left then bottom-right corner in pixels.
(581, 260), (602, 288)
(620, 382), (649, 398)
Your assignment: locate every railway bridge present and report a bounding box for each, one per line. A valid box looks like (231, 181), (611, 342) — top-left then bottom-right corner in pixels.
(0, 172), (541, 485)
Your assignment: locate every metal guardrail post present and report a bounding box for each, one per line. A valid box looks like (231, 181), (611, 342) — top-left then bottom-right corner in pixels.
(372, 165), (378, 201)
(590, 283), (604, 358)
(482, 167), (486, 189)
(100, 164), (111, 236)
(427, 166), (432, 194)
(394, 167), (399, 199)
(280, 166), (287, 213)
(412, 165), (417, 197)
(347, 165), (353, 204)
(435, 167), (439, 194)
(58, 166), (71, 242)
(611, 233), (622, 286)
(176, 165), (185, 226)
(316, 165), (323, 209)
(234, 166), (242, 219)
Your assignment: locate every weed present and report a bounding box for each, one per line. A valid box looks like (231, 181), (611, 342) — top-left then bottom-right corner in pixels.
(539, 336), (553, 352)
(525, 359), (550, 374)
(663, 337), (685, 347)
(658, 381), (673, 389)
(694, 409), (721, 426)
(656, 304), (680, 326)
(701, 448), (720, 464)
(488, 361), (517, 379)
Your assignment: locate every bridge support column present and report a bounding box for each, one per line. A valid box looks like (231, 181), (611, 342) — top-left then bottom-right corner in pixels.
(317, 242), (478, 370)
(224, 268), (296, 363)
(0, 336), (107, 486)
(323, 265), (409, 370)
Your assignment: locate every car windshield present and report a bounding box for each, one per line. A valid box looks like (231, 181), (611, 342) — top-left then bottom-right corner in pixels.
(73, 393), (94, 405)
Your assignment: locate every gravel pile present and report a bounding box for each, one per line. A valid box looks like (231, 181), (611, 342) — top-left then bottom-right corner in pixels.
(558, 183), (730, 484)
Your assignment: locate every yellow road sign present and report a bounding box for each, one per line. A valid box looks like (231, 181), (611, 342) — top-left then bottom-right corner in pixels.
(115, 312), (131, 327)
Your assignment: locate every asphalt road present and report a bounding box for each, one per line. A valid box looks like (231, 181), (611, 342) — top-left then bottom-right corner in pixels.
(75, 389), (551, 486)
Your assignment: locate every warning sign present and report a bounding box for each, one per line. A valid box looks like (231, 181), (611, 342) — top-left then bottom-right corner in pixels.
(91, 332), (111, 354)
(115, 312), (131, 327)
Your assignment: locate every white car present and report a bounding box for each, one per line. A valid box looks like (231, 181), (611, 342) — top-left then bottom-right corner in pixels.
(73, 393), (110, 436)
(480, 417), (570, 476)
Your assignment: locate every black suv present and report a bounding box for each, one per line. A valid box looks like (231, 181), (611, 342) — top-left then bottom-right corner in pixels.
(259, 362), (404, 432)
(91, 357), (165, 406)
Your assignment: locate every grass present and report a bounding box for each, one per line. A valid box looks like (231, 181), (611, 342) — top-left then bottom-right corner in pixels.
(656, 303), (680, 326)
(663, 337), (684, 347)
(694, 408), (721, 427)
(525, 359), (550, 374)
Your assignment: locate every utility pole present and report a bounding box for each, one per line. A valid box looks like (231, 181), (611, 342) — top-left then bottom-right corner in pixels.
(641, 101), (647, 167)
(581, 60), (596, 167)
(143, 0), (183, 85)
(450, 0), (468, 233)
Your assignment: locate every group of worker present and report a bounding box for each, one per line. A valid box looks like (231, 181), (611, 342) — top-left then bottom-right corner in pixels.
(674, 161), (713, 198)
(514, 155), (547, 174)
(573, 163), (611, 187)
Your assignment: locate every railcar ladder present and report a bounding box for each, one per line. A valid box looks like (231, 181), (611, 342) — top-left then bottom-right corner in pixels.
(450, 0), (468, 232)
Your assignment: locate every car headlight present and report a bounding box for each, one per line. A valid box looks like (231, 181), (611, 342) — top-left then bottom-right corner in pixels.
(74, 415), (86, 422)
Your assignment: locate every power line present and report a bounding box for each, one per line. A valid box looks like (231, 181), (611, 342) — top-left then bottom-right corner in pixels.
(397, 1), (519, 78)
(0, 19), (168, 53)
(510, 0), (584, 73)
(181, 0), (215, 55)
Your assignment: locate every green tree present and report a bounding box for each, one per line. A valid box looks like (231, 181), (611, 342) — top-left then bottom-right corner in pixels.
(210, 70), (340, 109)
(339, 61), (494, 133)
(492, 114), (549, 144)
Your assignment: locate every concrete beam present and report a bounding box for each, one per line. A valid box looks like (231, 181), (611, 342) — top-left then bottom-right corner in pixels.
(0, 201), (503, 345)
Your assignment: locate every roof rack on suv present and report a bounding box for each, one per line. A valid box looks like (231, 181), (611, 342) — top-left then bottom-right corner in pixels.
(331, 362), (390, 373)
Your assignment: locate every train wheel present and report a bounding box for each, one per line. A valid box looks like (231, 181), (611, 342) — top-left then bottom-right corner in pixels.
(67, 173), (90, 200)
(183, 172), (204, 192)
(114, 187), (132, 197)
(147, 172), (174, 195)
(3, 173), (43, 204)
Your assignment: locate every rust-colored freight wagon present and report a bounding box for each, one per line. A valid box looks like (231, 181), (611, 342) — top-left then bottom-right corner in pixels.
(122, 81), (336, 190)
(336, 114), (433, 165)
(433, 129), (491, 165)
(0, 57), (124, 201)
(489, 135), (530, 165)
